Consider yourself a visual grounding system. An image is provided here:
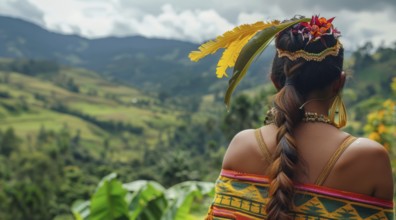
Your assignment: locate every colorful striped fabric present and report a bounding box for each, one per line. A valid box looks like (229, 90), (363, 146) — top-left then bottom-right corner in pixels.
(206, 169), (394, 220)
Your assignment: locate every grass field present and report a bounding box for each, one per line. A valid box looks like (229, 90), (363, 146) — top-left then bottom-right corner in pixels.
(0, 68), (182, 153)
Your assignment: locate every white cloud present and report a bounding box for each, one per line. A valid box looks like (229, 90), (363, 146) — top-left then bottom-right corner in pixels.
(121, 4), (233, 42)
(0, 0), (44, 25)
(236, 5), (289, 25)
(27, 0), (119, 37)
(1, 0), (396, 49)
(334, 9), (396, 49)
(25, 1), (233, 42)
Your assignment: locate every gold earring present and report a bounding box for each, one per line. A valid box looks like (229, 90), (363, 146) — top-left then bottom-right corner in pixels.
(328, 93), (347, 128)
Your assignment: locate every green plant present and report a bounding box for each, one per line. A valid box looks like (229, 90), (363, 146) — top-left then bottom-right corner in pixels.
(71, 173), (214, 220)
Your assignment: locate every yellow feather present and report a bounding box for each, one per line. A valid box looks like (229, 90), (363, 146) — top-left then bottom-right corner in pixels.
(224, 17), (311, 109)
(216, 34), (254, 78)
(188, 21), (279, 62)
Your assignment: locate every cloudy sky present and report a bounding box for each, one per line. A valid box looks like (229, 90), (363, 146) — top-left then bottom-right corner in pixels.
(1, 0), (396, 49)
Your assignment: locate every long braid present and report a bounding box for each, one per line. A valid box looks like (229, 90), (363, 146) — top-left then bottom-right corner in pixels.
(261, 17), (345, 219)
(266, 62), (304, 220)
(265, 21), (343, 219)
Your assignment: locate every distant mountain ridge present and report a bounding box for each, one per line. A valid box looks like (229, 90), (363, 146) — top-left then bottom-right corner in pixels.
(0, 15), (271, 96)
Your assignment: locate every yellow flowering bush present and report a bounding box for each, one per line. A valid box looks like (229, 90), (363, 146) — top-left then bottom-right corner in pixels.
(364, 78), (396, 152)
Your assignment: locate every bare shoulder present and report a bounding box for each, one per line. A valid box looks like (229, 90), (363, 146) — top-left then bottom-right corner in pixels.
(346, 137), (390, 161)
(221, 125), (276, 174)
(220, 128), (265, 172)
(342, 137), (393, 200)
(222, 129), (256, 169)
(226, 129), (257, 151)
(344, 137), (391, 171)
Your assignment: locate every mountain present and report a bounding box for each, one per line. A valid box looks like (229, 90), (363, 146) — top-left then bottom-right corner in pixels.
(0, 16), (273, 96)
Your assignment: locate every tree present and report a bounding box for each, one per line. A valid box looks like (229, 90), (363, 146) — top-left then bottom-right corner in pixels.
(352, 42), (374, 71)
(6, 151), (61, 220)
(158, 90), (170, 103)
(0, 128), (20, 156)
(221, 92), (268, 140)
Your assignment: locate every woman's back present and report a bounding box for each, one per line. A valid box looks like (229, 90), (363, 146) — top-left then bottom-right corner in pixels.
(222, 124), (393, 200)
(209, 124), (394, 219)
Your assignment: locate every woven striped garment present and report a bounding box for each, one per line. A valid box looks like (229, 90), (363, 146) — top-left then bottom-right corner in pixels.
(206, 169), (394, 220)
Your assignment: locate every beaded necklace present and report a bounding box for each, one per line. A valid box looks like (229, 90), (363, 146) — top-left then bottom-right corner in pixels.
(302, 112), (336, 127)
(264, 108), (336, 127)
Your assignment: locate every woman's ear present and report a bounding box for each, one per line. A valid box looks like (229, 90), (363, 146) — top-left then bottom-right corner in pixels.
(333, 71), (346, 93)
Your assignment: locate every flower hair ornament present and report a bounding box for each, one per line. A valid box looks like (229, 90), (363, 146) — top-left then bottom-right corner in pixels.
(277, 16), (342, 61)
(188, 15), (341, 109)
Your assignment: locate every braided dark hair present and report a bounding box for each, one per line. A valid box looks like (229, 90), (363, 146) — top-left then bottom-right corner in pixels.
(265, 26), (344, 219)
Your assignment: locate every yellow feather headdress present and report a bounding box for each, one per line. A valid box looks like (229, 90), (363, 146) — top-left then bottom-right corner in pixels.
(188, 17), (310, 109)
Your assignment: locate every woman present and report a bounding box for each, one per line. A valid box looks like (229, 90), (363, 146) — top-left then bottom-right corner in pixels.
(190, 16), (394, 219)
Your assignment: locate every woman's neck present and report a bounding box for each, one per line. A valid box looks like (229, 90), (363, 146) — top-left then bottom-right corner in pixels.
(300, 93), (335, 115)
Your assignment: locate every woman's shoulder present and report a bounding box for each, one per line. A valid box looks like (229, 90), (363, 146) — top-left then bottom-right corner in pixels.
(228, 129), (257, 146)
(221, 125), (276, 174)
(224, 125), (277, 153)
(221, 129), (257, 168)
(343, 136), (390, 161)
(337, 136), (393, 200)
(337, 135), (390, 173)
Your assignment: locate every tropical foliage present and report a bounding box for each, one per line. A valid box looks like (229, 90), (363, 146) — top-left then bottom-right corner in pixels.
(71, 173), (214, 220)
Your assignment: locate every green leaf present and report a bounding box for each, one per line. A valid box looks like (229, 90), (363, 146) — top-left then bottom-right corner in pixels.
(71, 200), (90, 220)
(90, 173), (129, 220)
(123, 180), (166, 220)
(224, 18), (310, 109)
(162, 181), (215, 220)
(136, 194), (168, 220)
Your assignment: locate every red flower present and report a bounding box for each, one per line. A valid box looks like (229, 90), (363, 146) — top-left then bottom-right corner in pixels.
(295, 15), (338, 42)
